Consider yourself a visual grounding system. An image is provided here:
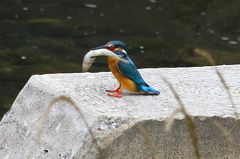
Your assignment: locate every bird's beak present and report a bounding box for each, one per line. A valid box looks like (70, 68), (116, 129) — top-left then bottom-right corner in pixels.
(90, 45), (107, 50)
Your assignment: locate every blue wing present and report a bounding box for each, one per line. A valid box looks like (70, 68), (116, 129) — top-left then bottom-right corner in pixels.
(117, 56), (160, 95)
(117, 56), (148, 86)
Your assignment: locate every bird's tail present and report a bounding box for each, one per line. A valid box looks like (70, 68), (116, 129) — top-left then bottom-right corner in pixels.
(138, 85), (160, 95)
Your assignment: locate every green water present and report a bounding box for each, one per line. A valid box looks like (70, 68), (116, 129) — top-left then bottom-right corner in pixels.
(1, 0), (240, 118)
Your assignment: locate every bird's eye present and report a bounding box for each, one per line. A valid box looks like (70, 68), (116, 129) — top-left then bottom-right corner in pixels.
(113, 44), (118, 48)
(107, 44), (119, 48)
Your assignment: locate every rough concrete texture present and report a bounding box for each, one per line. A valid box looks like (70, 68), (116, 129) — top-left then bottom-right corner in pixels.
(0, 64), (240, 159)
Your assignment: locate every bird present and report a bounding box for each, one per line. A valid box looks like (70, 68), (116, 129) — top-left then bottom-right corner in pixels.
(90, 41), (160, 98)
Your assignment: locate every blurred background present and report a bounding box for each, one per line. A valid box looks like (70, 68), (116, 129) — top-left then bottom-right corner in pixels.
(0, 0), (240, 118)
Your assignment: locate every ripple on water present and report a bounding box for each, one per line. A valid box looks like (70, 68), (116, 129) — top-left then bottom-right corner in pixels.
(229, 41), (238, 45)
(85, 4), (98, 8)
(221, 37), (229, 41)
(23, 7), (29, 11)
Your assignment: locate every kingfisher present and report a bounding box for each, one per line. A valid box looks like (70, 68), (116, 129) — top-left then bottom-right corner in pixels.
(91, 41), (160, 98)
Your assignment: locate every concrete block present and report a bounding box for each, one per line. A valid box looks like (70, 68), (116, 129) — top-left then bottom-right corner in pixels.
(0, 65), (240, 158)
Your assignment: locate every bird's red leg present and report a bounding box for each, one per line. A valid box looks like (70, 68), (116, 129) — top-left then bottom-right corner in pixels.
(108, 89), (123, 98)
(106, 85), (121, 92)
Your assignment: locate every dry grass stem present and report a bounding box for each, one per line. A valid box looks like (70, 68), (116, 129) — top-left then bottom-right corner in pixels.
(162, 76), (201, 159)
(213, 121), (239, 159)
(124, 109), (156, 159)
(165, 108), (182, 131)
(36, 95), (105, 159)
(194, 49), (240, 127)
(136, 123), (156, 159)
(194, 49), (216, 66)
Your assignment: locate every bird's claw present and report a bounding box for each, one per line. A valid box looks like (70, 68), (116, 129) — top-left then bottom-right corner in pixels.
(107, 94), (122, 98)
(106, 86), (121, 92)
(107, 87), (122, 98)
(106, 89), (119, 92)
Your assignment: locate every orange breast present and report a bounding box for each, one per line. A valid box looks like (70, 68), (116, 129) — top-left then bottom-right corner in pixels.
(107, 57), (137, 92)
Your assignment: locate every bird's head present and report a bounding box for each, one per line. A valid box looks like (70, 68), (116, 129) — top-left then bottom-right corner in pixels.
(91, 41), (128, 56)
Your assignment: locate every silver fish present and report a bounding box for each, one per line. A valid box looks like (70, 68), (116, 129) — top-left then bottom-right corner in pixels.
(82, 49), (129, 72)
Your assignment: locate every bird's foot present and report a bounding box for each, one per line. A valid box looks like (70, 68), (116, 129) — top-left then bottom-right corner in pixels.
(106, 86), (121, 92)
(107, 94), (122, 98)
(107, 89), (122, 98)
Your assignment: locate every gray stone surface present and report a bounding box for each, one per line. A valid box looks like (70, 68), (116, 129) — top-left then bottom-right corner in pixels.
(0, 64), (240, 159)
